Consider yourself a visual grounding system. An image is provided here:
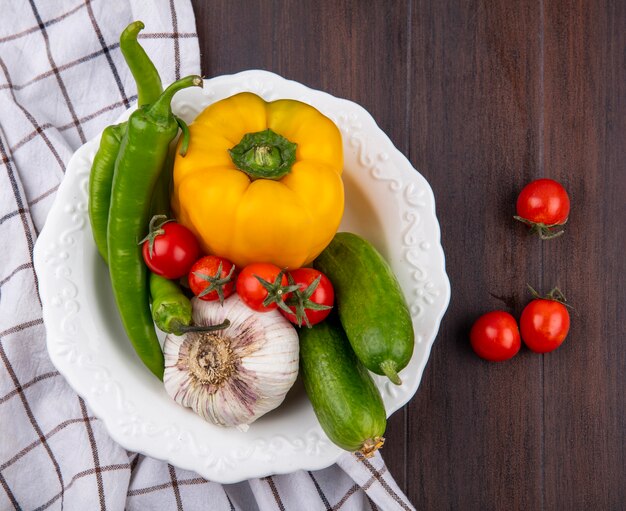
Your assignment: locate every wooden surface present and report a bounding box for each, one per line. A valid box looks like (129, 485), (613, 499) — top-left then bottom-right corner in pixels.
(191, 1), (626, 508)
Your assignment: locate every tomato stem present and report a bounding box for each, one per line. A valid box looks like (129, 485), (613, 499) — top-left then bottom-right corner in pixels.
(255, 269), (300, 314)
(285, 273), (333, 328)
(514, 215), (567, 240)
(193, 262), (236, 305)
(138, 214), (174, 258)
(527, 284), (573, 309)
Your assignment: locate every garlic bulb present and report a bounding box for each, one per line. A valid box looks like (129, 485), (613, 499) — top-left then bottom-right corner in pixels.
(163, 294), (299, 430)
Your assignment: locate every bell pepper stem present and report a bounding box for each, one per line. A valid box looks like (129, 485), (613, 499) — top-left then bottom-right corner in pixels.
(229, 128), (297, 180)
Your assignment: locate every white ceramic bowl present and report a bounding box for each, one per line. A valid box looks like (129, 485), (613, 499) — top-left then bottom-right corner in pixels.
(33, 70), (450, 483)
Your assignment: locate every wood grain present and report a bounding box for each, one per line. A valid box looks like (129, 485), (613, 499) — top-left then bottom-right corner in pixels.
(191, 1), (626, 508)
(408, 0), (544, 508)
(542, 0), (626, 508)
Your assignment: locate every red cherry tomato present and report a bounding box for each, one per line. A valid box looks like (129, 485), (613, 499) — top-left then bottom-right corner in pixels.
(236, 263), (293, 312)
(280, 268), (334, 327)
(142, 220), (200, 279)
(470, 311), (521, 362)
(188, 256), (236, 303)
(520, 299), (570, 353)
(515, 179), (570, 239)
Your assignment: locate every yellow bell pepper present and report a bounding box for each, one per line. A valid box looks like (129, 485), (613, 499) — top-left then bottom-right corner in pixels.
(172, 92), (344, 268)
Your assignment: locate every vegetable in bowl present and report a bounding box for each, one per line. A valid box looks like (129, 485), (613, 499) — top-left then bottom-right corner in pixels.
(171, 92), (345, 269)
(163, 295), (299, 431)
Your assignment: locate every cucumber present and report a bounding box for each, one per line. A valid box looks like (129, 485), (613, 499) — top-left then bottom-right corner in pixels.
(314, 232), (414, 385)
(299, 319), (386, 456)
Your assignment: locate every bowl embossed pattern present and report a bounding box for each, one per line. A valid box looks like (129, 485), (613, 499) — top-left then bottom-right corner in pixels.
(33, 70), (450, 483)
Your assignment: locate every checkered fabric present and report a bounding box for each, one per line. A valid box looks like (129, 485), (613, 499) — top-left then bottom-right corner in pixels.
(0, 1), (415, 509)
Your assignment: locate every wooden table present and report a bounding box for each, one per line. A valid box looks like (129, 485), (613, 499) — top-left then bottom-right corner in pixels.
(191, 1), (625, 508)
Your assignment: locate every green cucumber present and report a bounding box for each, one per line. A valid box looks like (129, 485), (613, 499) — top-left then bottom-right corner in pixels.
(314, 232), (414, 385)
(299, 319), (386, 456)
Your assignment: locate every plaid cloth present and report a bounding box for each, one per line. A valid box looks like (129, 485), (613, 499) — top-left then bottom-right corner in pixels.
(0, 1), (415, 509)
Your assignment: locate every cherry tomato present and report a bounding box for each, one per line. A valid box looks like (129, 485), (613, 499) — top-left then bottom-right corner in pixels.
(280, 268), (334, 327)
(515, 179), (570, 239)
(470, 311), (521, 362)
(188, 256), (236, 303)
(520, 299), (570, 353)
(142, 218), (200, 279)
(236, 263), (296, 312)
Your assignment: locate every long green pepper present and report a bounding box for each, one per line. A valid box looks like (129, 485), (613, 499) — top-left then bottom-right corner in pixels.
(89, 21), (163, 261)
(88, 123), (126, 262)
(88, 21), (202, 378)
(119, 21), (163, 107)
(108, 75), (203, 379)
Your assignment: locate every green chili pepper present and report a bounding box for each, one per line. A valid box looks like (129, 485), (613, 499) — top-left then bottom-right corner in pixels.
(88, 123), (126, 262)
(120, 21), (163, 106)
(89, 21), (163, 261)
(107, 75), (203, 379)
(150, 273), (190, 334)
(150, 274), (230, 335)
